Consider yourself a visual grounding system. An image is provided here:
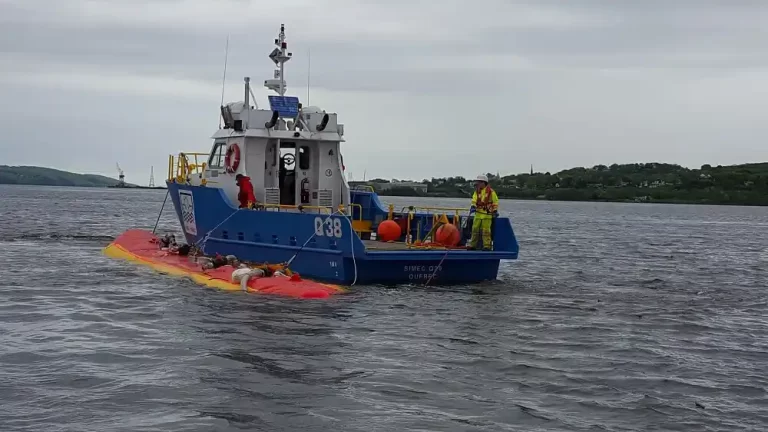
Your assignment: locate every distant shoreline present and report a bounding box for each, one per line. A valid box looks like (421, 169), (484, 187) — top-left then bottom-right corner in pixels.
(4, 161), (767, 207)
(370, 161), (768, 207)
(108, 185), (168, 190)
(0, 182), (762, 207)
(0, 165), (165, 189)
(0, 183), (167, 190)
(379, 193), (768, 207)
(0, 182), (166, 189)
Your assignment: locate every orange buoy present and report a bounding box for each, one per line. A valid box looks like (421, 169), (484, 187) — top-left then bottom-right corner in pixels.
(435, 223), (460, 246)
(377, 220), (401, 242)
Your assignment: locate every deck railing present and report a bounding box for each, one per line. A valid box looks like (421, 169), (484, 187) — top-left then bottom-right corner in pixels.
(168, 152), (209, 183)
(351, 185), (375, 193)
(260, 204), (333, 214)
(393, 205), (470, 246)
(399, 205), (468, 230)
(259, 203), (369, 236)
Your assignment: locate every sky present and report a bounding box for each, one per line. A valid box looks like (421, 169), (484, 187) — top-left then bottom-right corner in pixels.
(1, 0), (767, 184)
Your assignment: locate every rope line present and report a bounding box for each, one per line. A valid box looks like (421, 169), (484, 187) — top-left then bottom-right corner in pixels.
(193, 207), (359, 287)
(424, 248), (450, 286)
(343, 213), (358, 286)
(193, 209), (240, 252)
(284, 209), (358, 286)
(151, 190), (170, 235)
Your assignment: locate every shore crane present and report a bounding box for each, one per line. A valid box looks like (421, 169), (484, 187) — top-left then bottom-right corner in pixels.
(116, 163), (125, 186)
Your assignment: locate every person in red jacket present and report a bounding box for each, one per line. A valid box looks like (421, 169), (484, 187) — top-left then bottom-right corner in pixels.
(235, 174), (257, 209)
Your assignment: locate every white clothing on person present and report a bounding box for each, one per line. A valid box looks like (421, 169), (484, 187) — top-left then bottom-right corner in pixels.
(231, 267), (265, 291)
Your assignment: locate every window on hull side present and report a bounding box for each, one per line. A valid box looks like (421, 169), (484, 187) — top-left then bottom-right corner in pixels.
(208, 142), (227, 168)
(299, 146), (310, 170)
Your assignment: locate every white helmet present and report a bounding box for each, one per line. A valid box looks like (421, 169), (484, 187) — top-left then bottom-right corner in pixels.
(475, 175), (489, 183)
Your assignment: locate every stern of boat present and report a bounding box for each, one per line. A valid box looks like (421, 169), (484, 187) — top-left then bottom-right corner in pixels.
(345, 188), (519, 284)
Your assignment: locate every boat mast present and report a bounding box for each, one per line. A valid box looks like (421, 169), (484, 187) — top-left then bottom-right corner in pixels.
(244, 76), (250, 127)
(266, 24), (292, 96)
(278, 24), (287, 96)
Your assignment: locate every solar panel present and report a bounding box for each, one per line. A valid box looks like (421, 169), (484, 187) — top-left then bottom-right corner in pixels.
(268, 96), (300, 118)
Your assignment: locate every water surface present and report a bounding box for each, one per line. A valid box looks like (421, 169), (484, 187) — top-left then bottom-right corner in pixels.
(1, 185), (767, 431)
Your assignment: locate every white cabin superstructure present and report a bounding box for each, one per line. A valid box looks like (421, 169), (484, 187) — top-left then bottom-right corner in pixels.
(193, 24), (350, 213)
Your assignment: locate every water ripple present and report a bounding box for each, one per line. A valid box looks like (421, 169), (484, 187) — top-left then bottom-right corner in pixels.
(1, 186), (767, 431)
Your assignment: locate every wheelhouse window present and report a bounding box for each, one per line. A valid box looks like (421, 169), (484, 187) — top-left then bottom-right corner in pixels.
(208, 142), (227, 168)
(299, 146), (310, 170)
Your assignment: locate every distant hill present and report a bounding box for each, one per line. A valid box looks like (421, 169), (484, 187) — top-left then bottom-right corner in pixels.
(0, 165), (123, 187)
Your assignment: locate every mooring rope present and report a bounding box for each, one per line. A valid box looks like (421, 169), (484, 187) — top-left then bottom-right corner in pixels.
(285, 209), (358, 286)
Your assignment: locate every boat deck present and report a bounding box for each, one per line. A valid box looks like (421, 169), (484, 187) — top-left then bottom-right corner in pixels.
(362, 240), (413, 250)
(362, 240), (455, 251)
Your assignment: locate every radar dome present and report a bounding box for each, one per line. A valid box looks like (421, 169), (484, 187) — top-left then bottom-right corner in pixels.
(226, 101), (246, 113)
(302, 106), (324, 114)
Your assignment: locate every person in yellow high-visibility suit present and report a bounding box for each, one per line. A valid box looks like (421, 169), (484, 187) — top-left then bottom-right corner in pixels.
(468, 175), (499, 250)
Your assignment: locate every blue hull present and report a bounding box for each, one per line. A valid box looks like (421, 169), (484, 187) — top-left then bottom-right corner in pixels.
(166, 182), (519, 285)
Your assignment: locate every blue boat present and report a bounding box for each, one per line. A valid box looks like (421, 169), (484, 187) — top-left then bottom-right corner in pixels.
(164, 24), (519, 286)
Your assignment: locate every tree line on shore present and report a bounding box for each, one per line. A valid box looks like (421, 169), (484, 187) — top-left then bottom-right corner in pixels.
(363, 162), (768, 206)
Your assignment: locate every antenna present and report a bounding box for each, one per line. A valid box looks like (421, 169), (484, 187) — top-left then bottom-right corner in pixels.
(279, 24), (286, 96)
(307, 48), (311, 105)
(218, 34), (230, 128)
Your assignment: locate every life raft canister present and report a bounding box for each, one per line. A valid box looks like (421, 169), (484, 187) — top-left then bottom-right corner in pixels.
(225, 143), (241, 173)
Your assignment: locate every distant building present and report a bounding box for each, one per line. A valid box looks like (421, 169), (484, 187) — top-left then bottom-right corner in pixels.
(349, 180), (428, 194)
(376, 181), (428, 194)
(348, 181), (371, 190)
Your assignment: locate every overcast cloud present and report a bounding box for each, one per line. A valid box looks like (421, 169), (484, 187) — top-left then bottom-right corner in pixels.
(1, 0), (767, 183)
